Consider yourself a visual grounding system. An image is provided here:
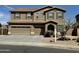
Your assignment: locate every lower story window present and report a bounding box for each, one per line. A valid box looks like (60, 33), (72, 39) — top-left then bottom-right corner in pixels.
(57, 25), (64, 32)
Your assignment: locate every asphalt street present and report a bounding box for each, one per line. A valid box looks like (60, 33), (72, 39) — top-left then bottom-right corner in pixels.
(0, 45), (79, 53)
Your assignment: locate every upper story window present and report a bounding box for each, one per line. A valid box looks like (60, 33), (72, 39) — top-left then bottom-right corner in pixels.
(47, 12), (54, 19)
(15, 13), (21, 19)
(36, 12), (44, 19)
(56, 12), (64, 19)
(26, 13), (32, 19)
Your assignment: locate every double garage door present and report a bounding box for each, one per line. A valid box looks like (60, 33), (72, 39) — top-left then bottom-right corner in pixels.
(11, 26), (31, 35)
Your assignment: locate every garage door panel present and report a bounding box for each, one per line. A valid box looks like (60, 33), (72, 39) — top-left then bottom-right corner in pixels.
(35, 29), (41, 35)
(11, 27), (31, 35)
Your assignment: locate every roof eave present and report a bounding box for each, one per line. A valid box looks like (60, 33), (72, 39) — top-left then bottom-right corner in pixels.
(10, 11), (33, 13)
(44, 8), (66, 13)
(33, 6), (53, 12)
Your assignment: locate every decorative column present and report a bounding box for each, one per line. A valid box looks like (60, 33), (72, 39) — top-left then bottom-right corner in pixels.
(45, 24), (47, 32)
(8, 25), (11, 35)
(31, 26), (35, 35)
(1, 26), (3, 35)
(54, 25), (57, 42)
(77, 28), (79, 36)
(45, 24), (49, 32)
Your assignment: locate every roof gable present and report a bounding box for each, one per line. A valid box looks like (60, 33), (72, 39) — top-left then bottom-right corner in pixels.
(33, 6), (53, 12)
(10, 6), (66, 13)
(10, 6), (53, 13)
(45, 21), (57, 24)
(44, 8), (66, 13)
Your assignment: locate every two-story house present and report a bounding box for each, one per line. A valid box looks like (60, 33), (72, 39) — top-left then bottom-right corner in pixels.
(8, 6), (66, 35)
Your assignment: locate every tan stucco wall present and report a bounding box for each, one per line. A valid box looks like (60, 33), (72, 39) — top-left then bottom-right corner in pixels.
(34, 28), (41, 35)
(21, 13), (26, 19)
(10, 8), (66, 35)
(11, 13), (33, 22)
(11, 8), (52, 22)
(33, 12), (45, 22)
(11, 9), (65, 25)
(45, 10), (65, 25)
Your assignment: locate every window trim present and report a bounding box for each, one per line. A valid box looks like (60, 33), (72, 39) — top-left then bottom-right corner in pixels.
(36, 12), (44, 20)
(56, 12), (64, 19)
(57, 25), (64, 32)
(14, 13), (21, 19)
(26, 13), (32, 19)
(47, 12), (54, 20)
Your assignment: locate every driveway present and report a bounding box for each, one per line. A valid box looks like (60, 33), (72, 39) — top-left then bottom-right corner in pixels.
(0, 35), (79, 52)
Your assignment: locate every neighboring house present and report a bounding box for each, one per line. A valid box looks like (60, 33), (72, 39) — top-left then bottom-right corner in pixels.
(0, 23), (2, 35)
(71, 14), (79, 36)
(0, 24), (8, 35)
(8, 6), (66, 35)
(66, 14), (79, 36)
(2, 25), (8, 35)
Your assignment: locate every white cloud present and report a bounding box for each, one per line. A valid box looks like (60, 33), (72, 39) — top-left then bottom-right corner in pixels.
(4, 5), (15, 10)
(0, 13), (4, 18)
(0, 12), (10, 24)
(0, 13), (10, 20)
(0, 21), (8, 25)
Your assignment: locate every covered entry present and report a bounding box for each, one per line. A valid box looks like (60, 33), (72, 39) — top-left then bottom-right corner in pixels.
(46, 24), (55, 36)
(47, 24), (54, 32)
(45, 21), (57, 42)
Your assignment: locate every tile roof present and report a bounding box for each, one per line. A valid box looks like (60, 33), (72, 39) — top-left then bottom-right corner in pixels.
(10, 6), (66, 13)
(44, 8), (66, 13)
(10, 6), (53, 12)
(11, 8), (38, 12)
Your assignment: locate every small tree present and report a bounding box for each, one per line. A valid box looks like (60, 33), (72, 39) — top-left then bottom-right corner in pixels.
(64, 18), (73, 31)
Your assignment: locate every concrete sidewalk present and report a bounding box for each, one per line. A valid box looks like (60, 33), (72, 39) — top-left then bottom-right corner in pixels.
(0, 40), (79, 51)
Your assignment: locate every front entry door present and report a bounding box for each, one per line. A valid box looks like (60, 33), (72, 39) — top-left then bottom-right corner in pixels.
(47, 24), (54, 35)
(48, 24), (54, 31)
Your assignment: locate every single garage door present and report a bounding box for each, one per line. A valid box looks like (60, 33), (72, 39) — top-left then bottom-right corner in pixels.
(11, 26), (31, 35)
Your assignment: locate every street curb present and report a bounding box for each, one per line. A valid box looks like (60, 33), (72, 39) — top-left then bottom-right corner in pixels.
(0, 41), (79, 51)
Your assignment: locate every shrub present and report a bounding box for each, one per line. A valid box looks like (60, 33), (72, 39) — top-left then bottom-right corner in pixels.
(76, 38), (79, 43)
(57, 37), (70, 41)
(44, 32), (51, 37)
(60, 31), (66, 37)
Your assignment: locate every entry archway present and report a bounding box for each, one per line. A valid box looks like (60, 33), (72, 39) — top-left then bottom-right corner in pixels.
(45, 23), (57, 42)
(47, 24), (54, 31)
(47, 24), (55, 35)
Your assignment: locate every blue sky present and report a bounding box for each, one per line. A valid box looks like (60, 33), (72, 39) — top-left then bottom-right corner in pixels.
(0, 5), (79, 25)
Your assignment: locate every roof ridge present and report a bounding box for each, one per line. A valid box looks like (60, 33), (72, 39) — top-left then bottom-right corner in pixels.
(10, 6), (53, 12)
